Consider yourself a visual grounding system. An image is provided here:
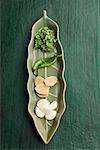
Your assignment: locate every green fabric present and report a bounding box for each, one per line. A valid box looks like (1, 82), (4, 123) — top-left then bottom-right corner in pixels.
(1, 0), (100, 149)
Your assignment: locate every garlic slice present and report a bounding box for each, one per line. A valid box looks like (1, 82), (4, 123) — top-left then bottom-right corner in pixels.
(37, 99), (50, 108)
(40, 105), (52, 115)
(35, 99), (57, 120)
(37, 99), (51, 115)
(45, 110), (57, 120)
(49, 101), (57, 110)
(35, 106), (45, 118)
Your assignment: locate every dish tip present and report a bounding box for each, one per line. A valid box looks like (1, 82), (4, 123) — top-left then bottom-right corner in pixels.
(43, 10), (47, 17)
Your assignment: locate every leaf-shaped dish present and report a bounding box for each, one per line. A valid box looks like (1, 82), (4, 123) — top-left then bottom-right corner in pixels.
(27, 10), (66, 144)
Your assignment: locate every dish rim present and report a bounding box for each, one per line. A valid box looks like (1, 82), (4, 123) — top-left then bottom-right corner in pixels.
(27, 10), (67, 144)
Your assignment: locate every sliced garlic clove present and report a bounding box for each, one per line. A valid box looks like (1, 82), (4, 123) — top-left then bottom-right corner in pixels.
(37, 99), (50, 108)
(44, 76), (57, 87)
(35, 76), (44, 86)
(35, 106), (45, 118)
(49, 101), (57, 110)
(37, 99), (51, 115)
(45, 110), (57, 120)
(40, 105), (52, 115)
(35, 83), (49, 95)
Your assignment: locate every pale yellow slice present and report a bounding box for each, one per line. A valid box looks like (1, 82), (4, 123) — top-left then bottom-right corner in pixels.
(49, 101), (57, 110)
(37, 99), (50, 108)
(37, 99), (51, 115)
(35, 83), (49, 95)
(40, 106), (52, 115)
(35, 99), (57, 120)
(35, 106), (45, 118)
(35, 76), (44, 86)
(45, 110), (57, 120)
(44, 76), (57, 87)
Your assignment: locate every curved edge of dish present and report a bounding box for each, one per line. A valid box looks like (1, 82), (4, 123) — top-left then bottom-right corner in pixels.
(27, 10), (67, 144)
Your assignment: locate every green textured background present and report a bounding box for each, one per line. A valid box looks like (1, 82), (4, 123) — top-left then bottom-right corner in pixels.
(1, 0), (100, 149)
